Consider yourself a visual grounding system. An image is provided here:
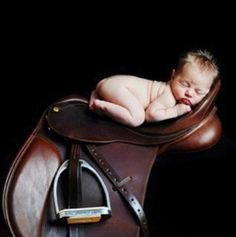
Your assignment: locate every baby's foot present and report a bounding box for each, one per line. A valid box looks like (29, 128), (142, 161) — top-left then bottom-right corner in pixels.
(89, 90), (99, 110)
(91, 99), (105, 116)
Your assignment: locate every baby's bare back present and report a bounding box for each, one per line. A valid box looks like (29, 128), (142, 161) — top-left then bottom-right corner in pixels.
(97, 75), (166, 109)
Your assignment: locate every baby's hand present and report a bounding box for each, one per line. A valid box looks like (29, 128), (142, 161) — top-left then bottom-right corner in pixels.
(175, 103), (191, 116)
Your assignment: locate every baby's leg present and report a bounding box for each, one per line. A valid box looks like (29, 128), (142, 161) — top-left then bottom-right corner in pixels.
(92, 88), (145, 127)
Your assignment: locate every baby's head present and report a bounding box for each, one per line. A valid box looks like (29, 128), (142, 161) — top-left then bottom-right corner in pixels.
(171, 50), (219, 106)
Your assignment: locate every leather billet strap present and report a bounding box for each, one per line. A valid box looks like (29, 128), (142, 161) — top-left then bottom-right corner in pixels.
(86, 144), (149, 237)
(69, 144), (82, 209)
(68, 144), (84, 237)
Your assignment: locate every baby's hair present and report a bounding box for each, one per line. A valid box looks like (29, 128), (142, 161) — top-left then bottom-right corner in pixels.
(177, 49), (219, 80)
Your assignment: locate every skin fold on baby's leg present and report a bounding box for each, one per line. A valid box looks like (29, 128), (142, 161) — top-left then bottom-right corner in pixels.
(89, 87), (145, 127)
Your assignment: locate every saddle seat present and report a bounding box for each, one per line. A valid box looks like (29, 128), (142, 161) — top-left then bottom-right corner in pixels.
(47, 78), (221, 150)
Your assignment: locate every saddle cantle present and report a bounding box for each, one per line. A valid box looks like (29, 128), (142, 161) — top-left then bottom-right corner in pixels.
(2, 80), (222, 237)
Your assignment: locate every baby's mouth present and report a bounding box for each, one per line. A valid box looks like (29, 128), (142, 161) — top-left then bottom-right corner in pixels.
(179, 98), (192, 106)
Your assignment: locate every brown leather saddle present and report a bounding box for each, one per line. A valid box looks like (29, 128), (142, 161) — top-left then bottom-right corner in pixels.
(2, 80), (222, 237)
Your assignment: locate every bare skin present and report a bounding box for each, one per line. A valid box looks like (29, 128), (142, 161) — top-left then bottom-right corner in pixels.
(89, 63), (214, 127)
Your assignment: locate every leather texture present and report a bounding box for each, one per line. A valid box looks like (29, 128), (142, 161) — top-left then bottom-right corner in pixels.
(2, 80), (222, 237)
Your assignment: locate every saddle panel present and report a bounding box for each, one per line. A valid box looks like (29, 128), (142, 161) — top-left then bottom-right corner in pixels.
(3, 134), (64, 237)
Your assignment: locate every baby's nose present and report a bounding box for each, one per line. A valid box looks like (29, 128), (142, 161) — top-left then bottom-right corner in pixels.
(185, 89), (193, 97)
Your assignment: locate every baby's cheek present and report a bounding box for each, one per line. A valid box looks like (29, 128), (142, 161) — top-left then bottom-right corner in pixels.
(195, 95), (205, 104)
(175, 87), (184, 98)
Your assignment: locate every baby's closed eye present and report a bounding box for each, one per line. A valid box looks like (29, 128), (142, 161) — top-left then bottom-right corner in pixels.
(195, 89), (209, 95)
(179, 81), (189, 87)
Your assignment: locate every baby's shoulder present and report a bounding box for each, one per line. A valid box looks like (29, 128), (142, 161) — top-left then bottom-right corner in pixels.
(153, 80), (168, 95)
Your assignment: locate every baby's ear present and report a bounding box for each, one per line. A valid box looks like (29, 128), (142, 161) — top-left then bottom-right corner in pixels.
(171, 69), (176, 79)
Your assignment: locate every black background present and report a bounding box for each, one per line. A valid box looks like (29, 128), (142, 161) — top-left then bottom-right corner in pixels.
(1, 7), (236, 237)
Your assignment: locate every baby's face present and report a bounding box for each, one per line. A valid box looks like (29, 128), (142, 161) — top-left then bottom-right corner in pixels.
(171, 63), (214, 106)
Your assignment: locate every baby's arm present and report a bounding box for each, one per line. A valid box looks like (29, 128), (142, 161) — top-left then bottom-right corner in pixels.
(145, 101), (191, 122)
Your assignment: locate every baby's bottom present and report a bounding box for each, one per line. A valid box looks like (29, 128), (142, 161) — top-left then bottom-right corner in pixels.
(89, 86), (145, 127)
